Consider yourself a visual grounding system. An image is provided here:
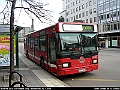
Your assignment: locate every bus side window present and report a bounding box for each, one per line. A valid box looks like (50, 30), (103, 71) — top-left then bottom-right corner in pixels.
(50, 37), (56, 64)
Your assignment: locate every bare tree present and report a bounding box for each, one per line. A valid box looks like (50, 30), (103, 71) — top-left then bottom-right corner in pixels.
(0, 0), (56, 80)
(22, 0), (55, 24)
(1, 0), (55, 25)
(0, 1), (11, 24)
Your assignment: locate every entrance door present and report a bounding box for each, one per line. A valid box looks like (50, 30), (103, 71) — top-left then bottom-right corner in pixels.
(47, 34), (57, 73)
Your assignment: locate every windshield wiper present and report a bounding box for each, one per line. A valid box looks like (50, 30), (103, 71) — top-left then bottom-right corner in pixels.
(85, 50), (92, 54)
(70, 51), (82, 59)
(70, 51), (81, 56)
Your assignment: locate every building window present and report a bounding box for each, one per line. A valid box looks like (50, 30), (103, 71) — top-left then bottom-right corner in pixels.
(113, 12), (117, 17)
(82, 4), (85, 9)
(82, 12), (85, 17)
(71, 3), (72, 7)
(66, 12), (68, 16)
(118, 23), (120, 30)
(107, 13), (110, 18)
(100, 15), (103, 20)
(71, 17), (73, 21)
(73, 8), (75, 13)
(74, 16), (75, 21)
(89, 9), (92, 14)
(111, 37), (117, 46)
(71, 10), (72, 14)
(103, 14), (106, 19)
(76, 14), (78, 19)
(93, 8), (96, 13)
(94, 17), (97, 22)
(114, 23), (117, 30)
(99, 5), (103, 11)
(67, 19), (69, 22)
(105, 24), (110, 31)
(117, 11), (120, 16)
(68, 5), (70, 8)
(93, 0), (96, 4)
(76, 1), (78, 4)
(79, 6), (81, 10)
(86, 19), (88, 23)
(110, 24), (114, 31)
(90, 18), (92, 23)
(104, 24), (109, 31)
(89, 1), (92, 6)
(76, 7), (79, 12)
(86, 11), (88, 16)
(73, 2), (74, 6)
(86, 2), (88, 8)
(79, 13), (81, 18)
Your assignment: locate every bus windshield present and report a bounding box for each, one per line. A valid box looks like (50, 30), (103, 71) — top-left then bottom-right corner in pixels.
(80, 33), (98, 53)
(57, 33), (98, 53)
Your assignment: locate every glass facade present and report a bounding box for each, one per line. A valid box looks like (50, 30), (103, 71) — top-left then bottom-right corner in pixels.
(97, 0), (120, 47)
(97, 0), (120, 32)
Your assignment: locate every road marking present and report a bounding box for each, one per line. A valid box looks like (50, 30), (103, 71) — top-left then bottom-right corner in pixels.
(73, 78), (120, 82)
(99, 59), (104, 61)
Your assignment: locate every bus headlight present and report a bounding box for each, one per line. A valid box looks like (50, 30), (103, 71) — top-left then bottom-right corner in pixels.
(92, 60), (98, 64)
(62, 63), (69, 68)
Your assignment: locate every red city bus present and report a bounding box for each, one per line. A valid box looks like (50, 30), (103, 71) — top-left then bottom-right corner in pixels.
(24, 22), (99, 77)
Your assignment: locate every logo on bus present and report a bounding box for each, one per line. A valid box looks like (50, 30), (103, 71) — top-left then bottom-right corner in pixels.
(79, 56), (85, 63)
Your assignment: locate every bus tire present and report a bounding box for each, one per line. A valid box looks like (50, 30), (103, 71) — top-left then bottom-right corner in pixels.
(40, 57), (44, 68)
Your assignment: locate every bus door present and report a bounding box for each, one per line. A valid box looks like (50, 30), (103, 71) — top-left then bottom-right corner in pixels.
(47, 34), (57, 73)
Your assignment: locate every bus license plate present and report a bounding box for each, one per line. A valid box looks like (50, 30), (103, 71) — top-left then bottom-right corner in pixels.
(78, 68), (86, 73)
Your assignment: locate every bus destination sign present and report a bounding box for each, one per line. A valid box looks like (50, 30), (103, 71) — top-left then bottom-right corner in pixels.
(82, 25), (94, 31)
(63, 24), (94, 31)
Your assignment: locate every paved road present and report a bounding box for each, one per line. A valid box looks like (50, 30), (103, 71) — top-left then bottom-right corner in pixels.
(19, 42), (120, 87)
(59, 48), (120, 87)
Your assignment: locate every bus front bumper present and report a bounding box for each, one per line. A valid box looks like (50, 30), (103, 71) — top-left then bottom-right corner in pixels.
(57, 64), (98, 76)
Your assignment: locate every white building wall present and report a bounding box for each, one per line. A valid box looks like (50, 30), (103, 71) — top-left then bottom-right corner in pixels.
(59, 0), (67, 22)
(61, 0), (97, 23)
(62, 0), (66, 10)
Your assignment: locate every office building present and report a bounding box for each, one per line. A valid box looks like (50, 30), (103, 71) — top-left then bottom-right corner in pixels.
(60, 0), (97, 23)
(97, 0), (120, 48)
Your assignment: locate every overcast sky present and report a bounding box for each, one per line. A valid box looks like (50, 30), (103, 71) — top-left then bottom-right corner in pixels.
(0, 0), (62, 30)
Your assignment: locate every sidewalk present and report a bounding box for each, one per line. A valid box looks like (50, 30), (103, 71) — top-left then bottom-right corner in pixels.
(0, 53), (69, 87)
(99, 47), (120, 52)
